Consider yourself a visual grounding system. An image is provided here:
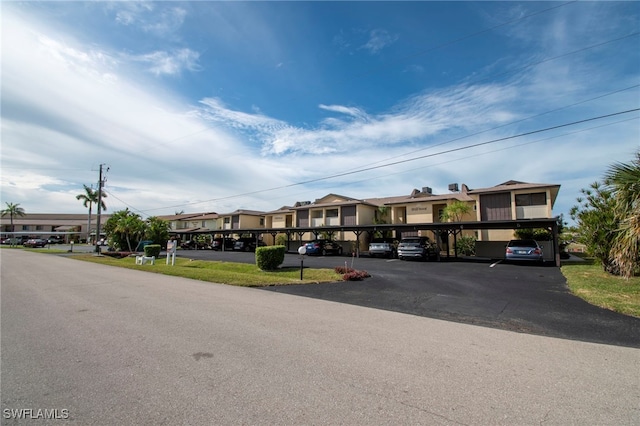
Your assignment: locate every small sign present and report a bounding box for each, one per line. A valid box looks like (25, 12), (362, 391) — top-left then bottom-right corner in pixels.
(167, 241), (177, 253)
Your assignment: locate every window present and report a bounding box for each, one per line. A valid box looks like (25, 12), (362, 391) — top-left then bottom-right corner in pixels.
(326, 209), (339, 218)
(224, 217), (230, 224)
(259, 218), (264, 226)
(515, 192), (546, 206)
(22, 225), (29, 231)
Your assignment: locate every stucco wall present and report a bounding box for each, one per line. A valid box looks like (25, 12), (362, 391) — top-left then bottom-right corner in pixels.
(406, 203), (433, 223)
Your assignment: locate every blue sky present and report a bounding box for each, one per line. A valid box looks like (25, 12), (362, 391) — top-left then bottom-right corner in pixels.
(2, 1), (639, 223)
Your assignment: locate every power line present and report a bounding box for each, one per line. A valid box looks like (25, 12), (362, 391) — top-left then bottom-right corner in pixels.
(138, 108), (639, 213)
(353, 83), (640, 170)
(342, 116), (640, 190)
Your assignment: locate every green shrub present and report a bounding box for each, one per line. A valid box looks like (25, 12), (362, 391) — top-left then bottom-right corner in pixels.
(256, 245), (286, 270)
(144, 244), (162, 258)
(455, 235), (477, 256)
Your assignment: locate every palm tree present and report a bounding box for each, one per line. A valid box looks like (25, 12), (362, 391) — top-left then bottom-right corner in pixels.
(605, 151), (640, 278)
(76, 184), (107, 244)
(116, 213), (146, 252)
(1, 202), (26, 233)
(440, 200), (472, 222)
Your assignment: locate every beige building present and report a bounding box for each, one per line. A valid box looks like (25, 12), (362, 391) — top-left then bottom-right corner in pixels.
(289, 194), (380, 242)
(0, 213), (111, 243)
(218, 209), (265, 232)
(2, 180), (560, 250)
(158, 212), (219, 234)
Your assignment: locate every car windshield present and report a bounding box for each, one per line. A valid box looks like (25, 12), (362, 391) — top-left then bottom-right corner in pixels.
(508, 240), (538, 248)
(401, 239), (421, 244)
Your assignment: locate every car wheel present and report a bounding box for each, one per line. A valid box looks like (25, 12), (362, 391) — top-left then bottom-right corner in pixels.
(322, 249), (327, 256)
(338, 247), (343, 255)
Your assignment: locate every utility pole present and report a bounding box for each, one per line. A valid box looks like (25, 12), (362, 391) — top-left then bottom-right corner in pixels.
(94, 164), (108, 254)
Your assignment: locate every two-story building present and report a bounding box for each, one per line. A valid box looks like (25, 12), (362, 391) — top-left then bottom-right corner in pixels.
(3, 179), (561, 256)
(158, 212), (219, 242)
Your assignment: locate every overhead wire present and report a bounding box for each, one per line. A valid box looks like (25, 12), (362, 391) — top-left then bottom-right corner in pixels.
(96, 2), (637, 214)
(137, 108), (640, 213)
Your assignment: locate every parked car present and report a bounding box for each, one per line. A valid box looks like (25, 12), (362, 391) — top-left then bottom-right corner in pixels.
(397, 237), (439, 261)
(304, 240), (343, 256)
(180, 240), (209, 250)
(211, 238), (236, 251)
(368, 238), (397, 258)
(233, 238), (266, 252)
(505, 239), (544, 263)
(24, 238), (48, 248)
(47, 235), (64, 244)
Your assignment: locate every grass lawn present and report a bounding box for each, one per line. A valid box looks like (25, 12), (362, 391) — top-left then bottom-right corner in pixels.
(0, 246), (69, 254)
(73, 254), (343, 286)
(561, 257), (640, 318)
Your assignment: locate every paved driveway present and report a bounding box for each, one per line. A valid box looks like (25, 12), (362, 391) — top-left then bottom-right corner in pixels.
(177, 250), (640, 348)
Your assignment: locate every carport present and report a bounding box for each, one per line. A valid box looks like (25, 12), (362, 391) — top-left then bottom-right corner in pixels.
(201, 217), (562, 266)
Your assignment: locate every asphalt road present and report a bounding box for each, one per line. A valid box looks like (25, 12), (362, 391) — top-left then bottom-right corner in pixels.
(2, 250), (639, 425)
(176, 249), (640, 348)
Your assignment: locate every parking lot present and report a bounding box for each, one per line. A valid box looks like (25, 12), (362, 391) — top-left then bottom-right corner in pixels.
(175, 249), (640, 348)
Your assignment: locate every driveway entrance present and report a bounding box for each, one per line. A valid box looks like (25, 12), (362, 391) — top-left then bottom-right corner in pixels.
(262, 255), (640, 348)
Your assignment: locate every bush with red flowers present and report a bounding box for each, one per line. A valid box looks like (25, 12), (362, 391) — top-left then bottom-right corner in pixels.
(334, 266), (371, 281)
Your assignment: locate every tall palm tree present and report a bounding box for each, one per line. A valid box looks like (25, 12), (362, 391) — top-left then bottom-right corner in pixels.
(605, 151), (640, 278)
(76, 184), (107, 244)
(1, 202), (26, 233)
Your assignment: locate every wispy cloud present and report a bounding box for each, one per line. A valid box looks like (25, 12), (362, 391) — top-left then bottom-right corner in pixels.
(361, 29), (398, 54)
(2, 2), (637, 219)
(127, 48), (201, 76)
(111, 2), (187, 38)
(203, 83), (519, 157)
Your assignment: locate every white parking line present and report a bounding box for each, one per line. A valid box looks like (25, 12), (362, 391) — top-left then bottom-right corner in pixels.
(490, 260), (503, 268)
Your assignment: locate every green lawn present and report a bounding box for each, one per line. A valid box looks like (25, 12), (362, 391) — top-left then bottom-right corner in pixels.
(561, 257), (640, 318)
(73, 254), (342, 286)
(0, 245), (69, 254)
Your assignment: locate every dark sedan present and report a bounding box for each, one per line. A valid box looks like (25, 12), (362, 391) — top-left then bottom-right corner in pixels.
(211, 238), (236, 251)
(304, 240), (343, 256)
(24, 238), (48, 248)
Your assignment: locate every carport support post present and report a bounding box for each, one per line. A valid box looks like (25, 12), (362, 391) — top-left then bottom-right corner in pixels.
(552, 220), (560, 267)
(352, 230), (364, 257)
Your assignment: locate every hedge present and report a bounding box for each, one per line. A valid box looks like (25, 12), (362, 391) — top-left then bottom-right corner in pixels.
(255, 245), (286, 270)
(144, 244), (162, 258)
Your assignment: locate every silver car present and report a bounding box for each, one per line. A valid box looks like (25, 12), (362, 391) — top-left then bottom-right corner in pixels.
(397, 237), (439, 261)
(505, 240), (544, 263)
(368, 239), (397, 258)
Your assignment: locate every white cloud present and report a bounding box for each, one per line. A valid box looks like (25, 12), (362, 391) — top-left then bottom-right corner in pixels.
(1, 2), (638, 224)
(111, 2), (187, 39)
(127, 48), (201, 76)
(361, 29), (398, 54)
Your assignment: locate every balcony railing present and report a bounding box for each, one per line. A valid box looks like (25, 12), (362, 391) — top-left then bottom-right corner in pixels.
(516, 205), (548, 219)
